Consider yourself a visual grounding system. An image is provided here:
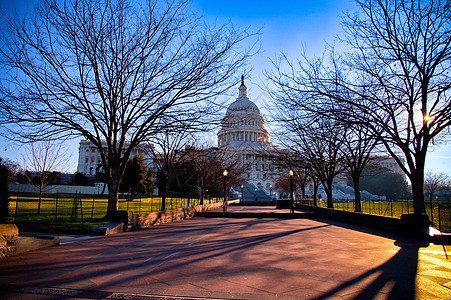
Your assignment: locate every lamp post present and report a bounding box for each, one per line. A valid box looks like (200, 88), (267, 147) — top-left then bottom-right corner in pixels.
(241, 184), (244, 203)
(223, 170), (228, 215)
(269, 184), (272, 204)
(289, 170), (294, 214)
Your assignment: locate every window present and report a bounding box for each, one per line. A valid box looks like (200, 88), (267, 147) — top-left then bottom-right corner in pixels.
(85, 157), (88, 163)
(246, 155), (252, 170)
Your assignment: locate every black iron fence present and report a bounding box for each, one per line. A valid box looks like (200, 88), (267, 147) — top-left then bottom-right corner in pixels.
(7, 192), (223, 233)
(295, 197), (451, 233)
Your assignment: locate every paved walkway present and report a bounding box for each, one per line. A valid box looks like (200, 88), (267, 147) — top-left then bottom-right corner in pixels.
(0, 207), (450, 299)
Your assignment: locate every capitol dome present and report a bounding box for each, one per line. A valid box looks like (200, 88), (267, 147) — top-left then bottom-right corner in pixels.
(218, 76), (269, 147)
(226, 96), (260, 115)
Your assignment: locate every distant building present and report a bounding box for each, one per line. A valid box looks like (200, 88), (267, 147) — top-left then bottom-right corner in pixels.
(76, 140), (148, 175)
(377, 155), (405, 174)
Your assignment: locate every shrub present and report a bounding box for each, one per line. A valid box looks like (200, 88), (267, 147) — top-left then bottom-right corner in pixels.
(0, 158), (11, 223)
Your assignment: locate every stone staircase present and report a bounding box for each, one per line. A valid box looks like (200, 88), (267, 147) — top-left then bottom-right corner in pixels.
(240, 183), (273, 204)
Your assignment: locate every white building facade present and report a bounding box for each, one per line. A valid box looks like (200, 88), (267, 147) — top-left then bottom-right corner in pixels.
(77, 140), (147, 175)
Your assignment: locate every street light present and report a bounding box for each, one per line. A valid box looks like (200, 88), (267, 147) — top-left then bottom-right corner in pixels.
(269, 184), (272, 204)
(223, 170), (228, 215)
(289, 170), (294, 214)
(241, 184), (244, 203)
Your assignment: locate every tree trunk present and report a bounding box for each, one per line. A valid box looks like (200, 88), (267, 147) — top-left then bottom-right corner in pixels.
(411, 173), (427, 215)
(37, 182), (43, 214)
(324, 180), (333, 209)
(312, 181), (318, 207)
(161, 183), (169, 211)
(106, 177), (120, 220)
(326, 188), (333, 209)
(353, 177), (362, 213)
(200, 186), (204, 205)
(100, 183), (106, 196)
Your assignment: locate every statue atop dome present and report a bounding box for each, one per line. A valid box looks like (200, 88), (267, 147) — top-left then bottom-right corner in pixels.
(238, 75), (247, 98)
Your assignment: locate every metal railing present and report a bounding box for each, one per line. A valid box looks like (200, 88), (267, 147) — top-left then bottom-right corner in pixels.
(293, 197), (451, 233)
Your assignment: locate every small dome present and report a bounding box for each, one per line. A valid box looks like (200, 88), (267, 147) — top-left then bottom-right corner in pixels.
(226, 98), (260, 115)
(225, 76), (260, 115)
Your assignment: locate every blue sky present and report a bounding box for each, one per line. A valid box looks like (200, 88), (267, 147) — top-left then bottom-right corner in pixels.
(192, 0), (451, 177)
(1, 0), (450, 177)
(192, 0), (352, 76)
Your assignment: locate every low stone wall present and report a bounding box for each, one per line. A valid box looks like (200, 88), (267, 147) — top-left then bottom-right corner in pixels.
(131, 202), (226, 229)
(0, 224), (19, 258)
(110, 201), (235, 231)
(296, 203), (430, 237)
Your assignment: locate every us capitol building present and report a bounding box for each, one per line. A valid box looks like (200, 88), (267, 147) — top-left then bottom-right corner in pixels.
(76, 77), (398, 201)
(218, 76), (278, 199)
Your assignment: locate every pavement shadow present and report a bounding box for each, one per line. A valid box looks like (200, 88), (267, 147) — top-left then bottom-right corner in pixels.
(312, 244), (419, 299)
(0, 218), (331, 291)
(310, 219), (429, 300)
(0, 217), (432, 299)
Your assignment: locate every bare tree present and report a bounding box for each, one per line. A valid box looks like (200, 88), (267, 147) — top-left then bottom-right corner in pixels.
(424, 171), (450, 198)
(309, 172), (321, 207)
(22, 140), (68, 213)
(267, 0), (451, 216)
(141, 128), (198, 211)
(272, 102), (345, 208)
(300, 121), (345, 208)
(266, 149), (311, 198)
(339, 0), (451, 216)
(191, 147), (225, 205)
(0, 0), (258, 218)
(214, 148), (246, 196)
(274, 175), (290, 198)
(339, 123), (379, 212)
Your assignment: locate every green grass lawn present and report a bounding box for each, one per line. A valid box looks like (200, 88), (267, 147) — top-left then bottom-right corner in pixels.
(7, 193), (222, 234)
(8, 193), (450, 234)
